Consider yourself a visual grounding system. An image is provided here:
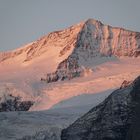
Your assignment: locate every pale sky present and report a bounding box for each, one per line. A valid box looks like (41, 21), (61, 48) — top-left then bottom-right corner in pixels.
(0, 0), (140, 51)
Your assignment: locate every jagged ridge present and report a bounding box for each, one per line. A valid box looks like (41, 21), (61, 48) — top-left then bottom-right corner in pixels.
(0, 22), (84, 63)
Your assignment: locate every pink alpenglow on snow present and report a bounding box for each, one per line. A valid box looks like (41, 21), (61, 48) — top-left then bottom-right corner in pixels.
(0, 19), (140, 111)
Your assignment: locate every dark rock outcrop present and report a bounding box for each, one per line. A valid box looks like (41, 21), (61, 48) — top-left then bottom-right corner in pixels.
(61, 76), (140, 140)
(41, 57), (82, 83)
(120, 80), (132, 89)
(0, 94), (34, 112)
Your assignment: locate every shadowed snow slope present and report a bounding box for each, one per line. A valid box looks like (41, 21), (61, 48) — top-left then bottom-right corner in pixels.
(61, 76), (140, 140)
(0, 19), (140, 111)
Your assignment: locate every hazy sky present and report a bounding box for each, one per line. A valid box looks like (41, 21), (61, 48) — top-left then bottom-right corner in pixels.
(0, 0), (140, 51)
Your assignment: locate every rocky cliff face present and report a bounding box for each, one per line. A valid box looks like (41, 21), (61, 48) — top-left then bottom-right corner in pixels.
(75, 19), (140, 57)
(61, 76), (140, 140)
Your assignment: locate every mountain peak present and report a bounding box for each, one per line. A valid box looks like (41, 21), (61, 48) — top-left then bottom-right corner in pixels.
(85, 18), (103, 25)
(0, 18), (140, 71)
(41, 18), (140, 83)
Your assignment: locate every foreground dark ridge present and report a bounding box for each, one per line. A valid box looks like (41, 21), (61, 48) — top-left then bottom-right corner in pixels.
(61, 76), (140, 140)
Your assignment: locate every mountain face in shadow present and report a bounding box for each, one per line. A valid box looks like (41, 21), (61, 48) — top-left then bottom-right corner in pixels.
(61, 76), (140, 140)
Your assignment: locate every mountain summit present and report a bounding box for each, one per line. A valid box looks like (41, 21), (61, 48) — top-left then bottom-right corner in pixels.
(40, 18), (140, 82)
(1, 19), (140, 63)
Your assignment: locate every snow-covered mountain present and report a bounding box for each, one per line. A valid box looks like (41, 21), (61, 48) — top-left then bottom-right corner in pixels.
(1, 19), (140, 63)
(43, 19), (140, 82)
(0, 18), (140, 111)
(1, 18), (140, 140)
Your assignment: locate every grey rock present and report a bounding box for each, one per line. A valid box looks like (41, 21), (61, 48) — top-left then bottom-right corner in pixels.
(0, 94), (34, 112)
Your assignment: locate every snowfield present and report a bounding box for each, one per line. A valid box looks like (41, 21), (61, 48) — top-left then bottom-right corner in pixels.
(0, 57), (140, 139)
